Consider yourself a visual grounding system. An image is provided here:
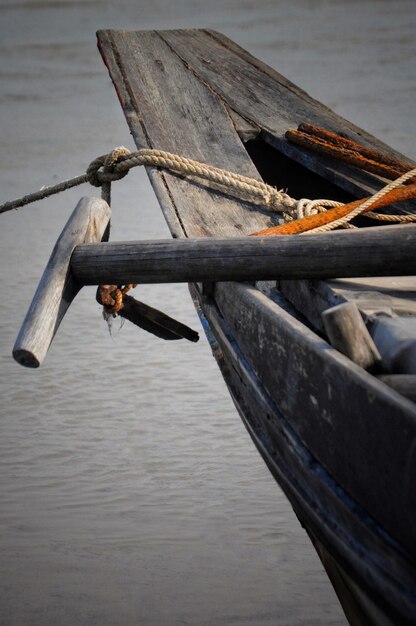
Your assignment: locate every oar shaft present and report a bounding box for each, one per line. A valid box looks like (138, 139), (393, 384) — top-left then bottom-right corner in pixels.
(71, 224), (416, 285)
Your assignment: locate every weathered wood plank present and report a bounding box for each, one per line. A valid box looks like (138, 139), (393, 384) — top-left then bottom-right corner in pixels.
(198, 286), (416, 623)
(71, 224), (416, 285)
(213, 280), (416, 555)
(151, 29), (416, 361)
(276, 276), (416, 376)
(321, 302), (381, 370)
(277, 276), (416, 328)
(98, 29), (416, 352)
(227, 108), (260, 142)
(378, 375), (416, 403)
(13, 197), (111, 368)
(158, 29), (416, 201)
(160, 29), (360, 139)
(97, 29), (275, 238)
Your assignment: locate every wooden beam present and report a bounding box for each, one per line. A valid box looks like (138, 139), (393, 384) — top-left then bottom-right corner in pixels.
(321, 302), (381, 370)
(71, 224), (416, 285)
(13, 197), (111, 368)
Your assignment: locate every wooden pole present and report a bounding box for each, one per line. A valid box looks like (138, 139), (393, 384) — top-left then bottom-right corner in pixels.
(71, 224), (416, 286)
(13, 197), (111, 368)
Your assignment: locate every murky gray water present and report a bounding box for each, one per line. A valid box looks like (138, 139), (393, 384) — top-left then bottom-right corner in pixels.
(1, 1), (414, 624)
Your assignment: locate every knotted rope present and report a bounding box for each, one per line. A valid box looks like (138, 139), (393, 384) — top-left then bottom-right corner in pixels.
(1, 146), (415, 230)
(97, 283), (137, 316)
(86, 147), (302, 217)
(0, 146), (312, 220)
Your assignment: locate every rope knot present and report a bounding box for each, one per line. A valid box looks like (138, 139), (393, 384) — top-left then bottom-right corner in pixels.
(96, 283), (137, 317)
(86, 146), (131, 187)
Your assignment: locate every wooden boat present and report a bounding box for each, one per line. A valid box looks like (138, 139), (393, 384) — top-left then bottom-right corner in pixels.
(11, 29), (416, 625)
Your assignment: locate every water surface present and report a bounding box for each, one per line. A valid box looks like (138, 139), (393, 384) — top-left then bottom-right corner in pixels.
(1, 1), (415, 624)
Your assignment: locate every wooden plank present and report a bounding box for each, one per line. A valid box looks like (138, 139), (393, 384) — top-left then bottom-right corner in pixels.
(198, 287), (416, 624)
(378, 375), (416, 403)
(371, 315), (416, 375)
(159, 29), (364, 140)
(150, 29), (416, 363)
(277, 276), (416, 329)
(157, 29), (416, 201)
(98, 29), (416, 351)
(13, 197), (111, 368)
(276, 277), (416, 376)
(71, 224), (416, 285)
(321, 302), (381, 370)
(97, 29), (274, 238)
(213, 280), (416, 554)
(227, 108), (260, 142)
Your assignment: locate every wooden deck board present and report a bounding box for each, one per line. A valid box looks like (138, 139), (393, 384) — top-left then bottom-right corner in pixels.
(149, 29), (416, 365)
(98, 29), (278, 238)
(158, 29), (416, 202)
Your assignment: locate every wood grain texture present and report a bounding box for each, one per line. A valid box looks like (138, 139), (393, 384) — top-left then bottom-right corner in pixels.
(13, 197), (111, 367)
(198, 285), (416, 624)
(213, 280), (416, 555)
(277, 276), (416, 328)
(97, 29), (416, 355)
(145, 29), (416, 362)
(98, 29), (275, 238)
(158, 29), (416, 202)
(371, 315), (416, 375)
(72, 224), (416, 285)
(118, 295), (199, 342)
(96, 28), (416, 563)
(321, 302), (381, 370)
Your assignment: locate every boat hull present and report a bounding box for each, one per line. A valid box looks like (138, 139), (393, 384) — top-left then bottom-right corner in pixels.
(191, 282), (416, 626)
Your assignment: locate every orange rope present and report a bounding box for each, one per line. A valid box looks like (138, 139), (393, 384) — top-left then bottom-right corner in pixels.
(251, 182), (416, 236)
(98, 284), (137, 316)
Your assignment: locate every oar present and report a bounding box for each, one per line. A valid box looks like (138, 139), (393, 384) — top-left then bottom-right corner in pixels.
(71, 224), (416, 286)
(250, 183), (416, 237)
(13, 197), (111, 368)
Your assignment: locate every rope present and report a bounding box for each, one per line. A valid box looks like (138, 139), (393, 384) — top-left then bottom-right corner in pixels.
(94, 147), (301, 214)
(1, 146), (415, 230)
(303, 168), (416, 234)
(98, 283), (137, 316)
(363, 211), (416, 223)
(0, 146), (297, 218)
(0, 174), (88, 214)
